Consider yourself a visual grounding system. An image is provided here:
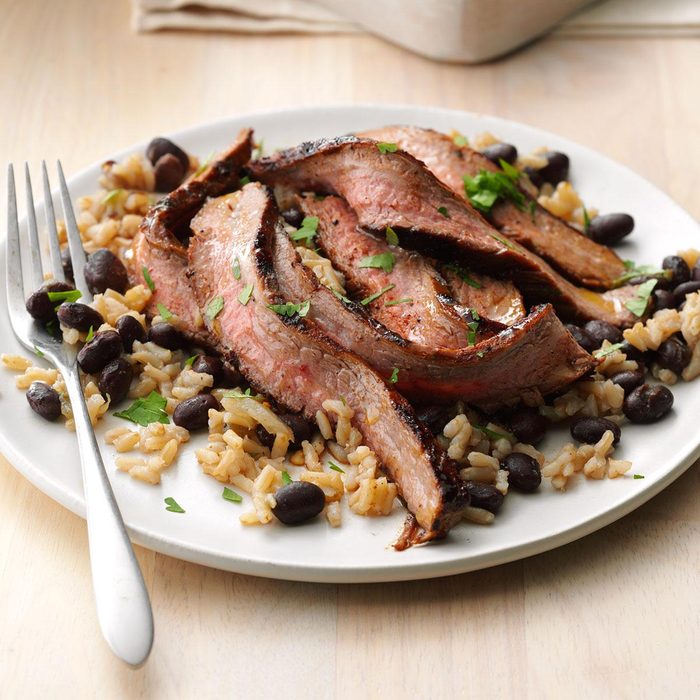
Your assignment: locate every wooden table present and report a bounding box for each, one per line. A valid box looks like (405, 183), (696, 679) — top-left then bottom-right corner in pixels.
(2, 2), (699, 696)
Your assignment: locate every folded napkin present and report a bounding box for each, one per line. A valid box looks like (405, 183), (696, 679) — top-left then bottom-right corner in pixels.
(133, 0), (700, 62)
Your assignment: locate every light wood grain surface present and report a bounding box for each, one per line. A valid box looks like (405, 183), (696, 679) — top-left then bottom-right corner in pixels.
(1, 1), (699, 697)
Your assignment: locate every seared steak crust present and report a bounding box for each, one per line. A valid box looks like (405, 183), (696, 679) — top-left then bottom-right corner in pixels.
(359, 125), (626, 290)
(186, 183), (470, 536)
(249, 137), (636, 327)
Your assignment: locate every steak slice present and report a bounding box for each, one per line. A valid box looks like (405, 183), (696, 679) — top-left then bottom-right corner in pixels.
(250, 137), (637, 327)
(359, 125), (626, 290)
(187, 183), (469, 537)
(272, 206), (595, 407)
(130, 128), (253, 344)
(299, 194), (499, 348)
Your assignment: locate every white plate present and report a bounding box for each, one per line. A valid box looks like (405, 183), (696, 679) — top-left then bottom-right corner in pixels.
(2, 105), (699, 583)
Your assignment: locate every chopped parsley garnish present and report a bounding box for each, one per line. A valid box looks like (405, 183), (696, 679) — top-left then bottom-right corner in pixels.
(47, 289), (82, 304)
(114, 391), (169, 426)
(444, 263), (482, 289)
(332, 288), (352, 304)
(593, 342), (625, 359)
(389, 367), (400, 383)
(102, 188), (123, 205)
(239, 175), (251, 186)
(206, 295), (225, 321)
(238, 284), (254, 305)
(473, 423), (515, 442)
(385, 226), (399, 246)
(222, 387), (255, 399)
(582, 206), (591, 234)
(385, 297), (413, 307)
(194, 151), (214, 178)
(437, 206), (450, 218)
(142, 266), (156, 291)
(281, 470), (293, 485)
(222, 486), (243, 503)
(464, 167), (525, 214)
(156, 302), (174, 321)
(360, 284), (395, 306)
(625, 279), (657, 318)
(376, 142), (398, 154)
(34, 346), (44, 358)
(466, 321), (479, 346)
(452, 132), (468, 147)
(184, 354), (197, 367)
(290, 216), (319, 243)
(528, 200), (537, 222)
(633, 474), (645, 480)
(267, 300), (310, 318)
(328, 462), (345, 473)
(232, 257), (241, 280)
(499, 159), (521, 180)
(613, 261), (667, 287)
(164, 497), (185, 513)
(468, 308), (481, 321)
(85, 325), (95, 342)
(489, 232), (516, 250)
(358, 252), (395, 274)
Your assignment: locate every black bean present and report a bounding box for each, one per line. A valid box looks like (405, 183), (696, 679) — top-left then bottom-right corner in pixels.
(57, 303), (104, 332)
(692, 264), (700, 282)
(500, 453), (541, 492)
(523, 166), (544, 189)
(272, 481), (325, 525)
(255, 424), (276, 450)
(192, 355), (223, 382)
(279, 412), (314, 447)
(481, 143), (518, 166)
(173, 393), (221, 431)
(584, 320), (623, 347)
(653, 289), (676, 310)
(464, 482), (504, 514)
(623, 384), (674, 424)
(77, 330), (123, 374)
(587, 213), (634, 246)
(60, 246), (74, 282)
(154, 153), (186, 192)
(619, 341), (646, 363)
(539, 151), (569, 185)
(84, 248), (130, 295)
(565, 324), (597, 353)
(146, 137), (189, 172)
(629, 274), (670, 290)
(611, 369), (645, 396)
(656, 337), (691, 375)
(673, 280), (700, 306)
(148, 322), (187, 350)
(115, 314), (147, 352)
(570, 416), (621, 446)
(662, 255), (690, 287)
(219, 360), (243, 388)
(281, 208), (305, 228)
(97, 357), (133, 405)
(26, 381), (62, 421)
(25, 281), (75, 322)
(509, 407), (547, 445)
(416, 404), (452, 435)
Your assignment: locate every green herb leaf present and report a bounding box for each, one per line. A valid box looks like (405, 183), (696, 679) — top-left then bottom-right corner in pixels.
(633, 474), (645, 480)
(164, 497), (185, 513)
(360, 284), (395, 306)
(232, 257), (241, 280)
(489, 232), (516, 250)
(376, 142), (398, 154)
(582, 206), (591, 234)
(444, 263), (482, 289)
(331, 288), (352, 304)
(593, 342), (625, 359)
(114, 391), (170, 427)
(466, 320), (479, 346)
(385, 226), (399, 246)
(238, 284), (254, 305)
(528, 200), (537, 222)
(239, 175), (251, 186)
(102, 188), (123, 205)
(328, 462), (345, 473)
(625, 279), (657, 318)
(613, 262), (667, 287)
(222, 486), (243, 503)
(358, 252), (395, 274)
(281, 470), (293, 485)
(452, 133), (468, 147)
(184, 354), (197, 367)
(85, 325), (95, 342)
(472, 423), (515, 442)
(142, 266), (156, 292)
(464, 169), (526, 214)
(290, 216), (319, 243)
(47, 289), (82, 304)
(267, 300), (311, 318)
(206, 295), (225, 321)
(385, 297), (413, 307)
(389, 367), (400, 383)
(498, 159), (521, 181)
(194, 151), (214, 178)
(156, 302), (174, 321)
(437, 206), (450, 218)
(34, 346), (44, 358)
(222, 388), (255, 399)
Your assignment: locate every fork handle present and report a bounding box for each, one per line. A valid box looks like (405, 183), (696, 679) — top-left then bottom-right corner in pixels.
(64, 367), (154, 666)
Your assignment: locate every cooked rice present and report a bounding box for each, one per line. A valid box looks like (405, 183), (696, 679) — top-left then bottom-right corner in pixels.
(537, 181), (598, 226)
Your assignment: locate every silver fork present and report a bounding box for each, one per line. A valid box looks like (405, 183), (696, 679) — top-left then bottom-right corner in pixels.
(5, 162), (154, 667)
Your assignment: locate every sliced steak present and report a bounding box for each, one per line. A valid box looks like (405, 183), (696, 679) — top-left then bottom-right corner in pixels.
(187, 183), (469, 537)
(359, 125), (626, 290)
(299, 195), (498, 348)
(273, 206), (595, 407)
(250, 137), (637, 327)
(130, 128), (253, 345)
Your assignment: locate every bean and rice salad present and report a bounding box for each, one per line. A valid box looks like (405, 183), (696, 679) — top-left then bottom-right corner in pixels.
(3, 130), (700, 538)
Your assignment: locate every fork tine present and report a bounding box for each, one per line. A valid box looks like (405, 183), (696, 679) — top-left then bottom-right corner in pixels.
(42, 161), (65, 283)
(6, 165), (27, 323)
(24, 164), (45, 290)
(57, 160), (92, 301)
